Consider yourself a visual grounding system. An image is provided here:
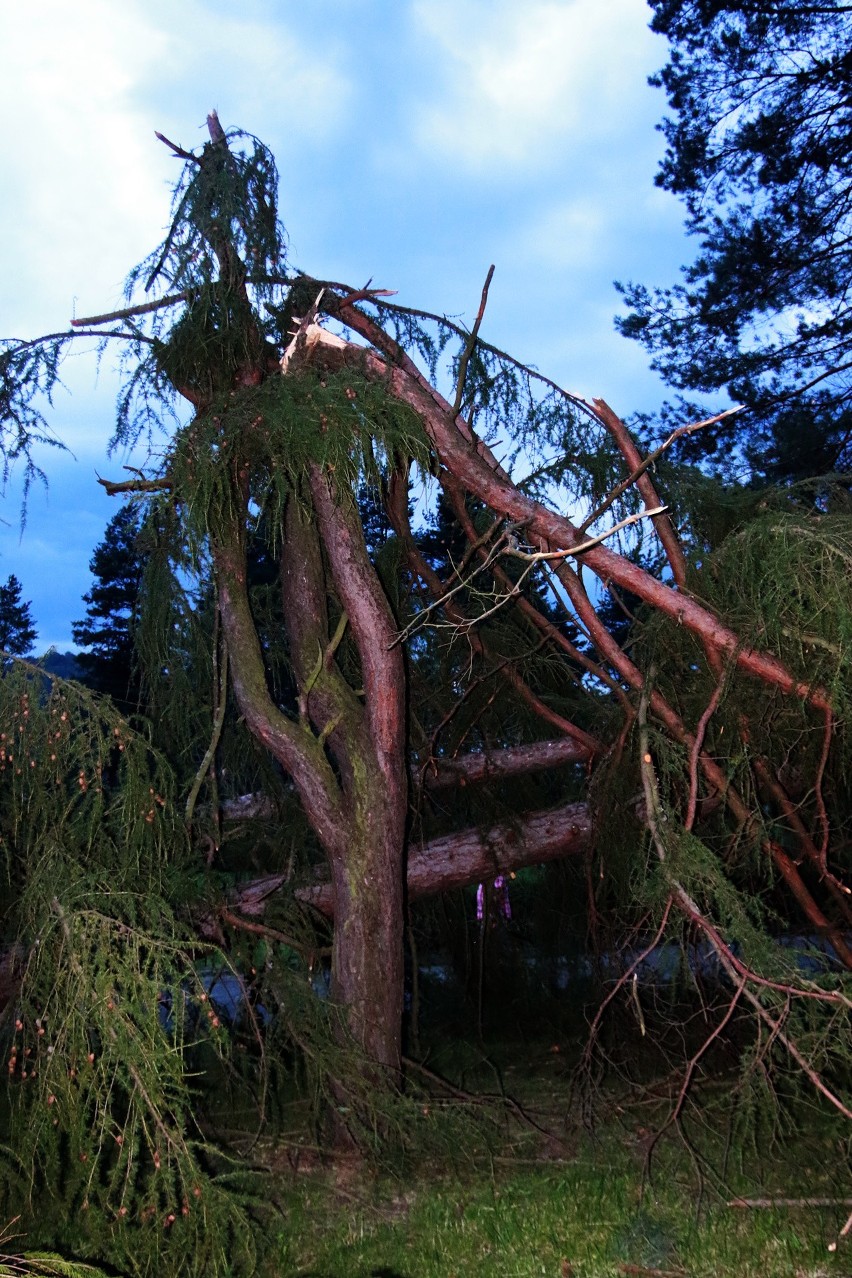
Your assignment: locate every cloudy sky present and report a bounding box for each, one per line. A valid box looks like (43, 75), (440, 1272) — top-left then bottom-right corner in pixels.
(0, 0), (690, 651)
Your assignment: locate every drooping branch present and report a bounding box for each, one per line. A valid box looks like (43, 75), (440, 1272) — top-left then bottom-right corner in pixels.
(637, 683), (852, 1119)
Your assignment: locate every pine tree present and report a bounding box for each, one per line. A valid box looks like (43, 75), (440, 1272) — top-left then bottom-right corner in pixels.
(617, 0), (852, 481)
(0, 573), (37, 655)
(72, 503), (143, 709)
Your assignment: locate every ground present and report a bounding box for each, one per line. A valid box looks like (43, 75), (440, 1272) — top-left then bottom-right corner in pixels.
(219, 1038), (852, 1278)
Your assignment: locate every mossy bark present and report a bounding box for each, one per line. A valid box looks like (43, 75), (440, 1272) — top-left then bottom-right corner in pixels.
(214, 472), (408, 1083)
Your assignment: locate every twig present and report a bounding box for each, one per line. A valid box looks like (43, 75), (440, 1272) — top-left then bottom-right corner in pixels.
(589, 399), (689, 586)
(185, 617), (228, 828)
(452, 264), (495, 417)
(727, 1197), (852, 1208)
(637, 683), (852, 1119)
(650, 972), (747, 1147)
(579, 405), (744, 535)
(814, 705), (833, 865)
(685, 670), (729, 831)
(392, 505), (667, 648)
(71, 290), (192, 328)
(506, 505), (669, 561)
(617, 1267), (686, 1278)
(390, 539), (508, 646)
(580, 898), (674, 1061)
(154, 129), (200, 163)
(97, 474), (172, 497)
(218, 909), (329, 958)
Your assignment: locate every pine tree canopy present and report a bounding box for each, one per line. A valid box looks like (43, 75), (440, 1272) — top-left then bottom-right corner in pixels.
(616, 0), (852, 481)
(72, 502), (144, 707)
(0, 572), (37, 655)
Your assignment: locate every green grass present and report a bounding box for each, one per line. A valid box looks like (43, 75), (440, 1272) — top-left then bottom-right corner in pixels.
(269, 1159), (849, 1277)
(261, 1061), (852, 1278)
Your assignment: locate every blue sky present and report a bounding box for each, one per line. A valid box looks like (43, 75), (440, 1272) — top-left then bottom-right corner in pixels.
(0, 0), (691, 651)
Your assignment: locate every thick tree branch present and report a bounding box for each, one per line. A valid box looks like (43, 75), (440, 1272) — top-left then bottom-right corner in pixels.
(213, 532), (347, 859)
(308, 465), (406, 774)
(421, 737), (591, 789)
(294, 800), (592, 917)
(326, 298), (832, 712)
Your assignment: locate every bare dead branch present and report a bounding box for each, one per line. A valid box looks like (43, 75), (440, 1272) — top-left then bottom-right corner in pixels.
(154, 130), (200, 163)
(96, 473), (172, 497)
(71, 291), (191, 328)
(451, 264), (495, 417)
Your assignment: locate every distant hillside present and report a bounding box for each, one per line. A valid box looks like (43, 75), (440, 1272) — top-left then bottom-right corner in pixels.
(37, 649), (84, 680)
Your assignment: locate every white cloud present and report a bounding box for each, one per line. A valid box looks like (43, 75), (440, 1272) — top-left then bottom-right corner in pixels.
(410, 0), (659, 170)
(0, 1), (351, 333)
(0, 4), (178, 328)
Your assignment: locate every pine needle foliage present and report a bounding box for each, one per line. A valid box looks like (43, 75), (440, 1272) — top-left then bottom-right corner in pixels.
(130, 127), (285, 299)
(0, 663), (258, 1277)
(0, 338), (70, 503)
(167, 365), (431, 540)
(585, 494), (852, 1114)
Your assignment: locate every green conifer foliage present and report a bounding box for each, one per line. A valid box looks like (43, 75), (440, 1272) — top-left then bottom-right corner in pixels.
(72, 504), (144, 709)
(617, 0), (852, 480)
(0, 665), (257, 1276)
(0, 574), (37, 656)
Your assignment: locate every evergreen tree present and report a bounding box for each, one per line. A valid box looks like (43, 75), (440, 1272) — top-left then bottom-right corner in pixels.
(0, 572), (37, 655)
(617, 0), (852, 481)
(72, 503), (143, 708)
(0, 114), (851, 1274)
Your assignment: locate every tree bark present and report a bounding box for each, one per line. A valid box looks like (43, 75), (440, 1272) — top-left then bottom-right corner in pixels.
(214, 481), (408, 1080)
(225, 800), (592, 920)
(421, 737), (591, 788)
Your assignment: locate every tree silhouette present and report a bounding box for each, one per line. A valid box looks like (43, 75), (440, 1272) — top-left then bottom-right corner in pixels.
(72, 502), (144, 710)
(617, 0), (852, 481)
(0, 573), (37, 655)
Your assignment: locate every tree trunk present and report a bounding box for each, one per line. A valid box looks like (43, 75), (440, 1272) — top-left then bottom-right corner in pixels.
(215, 472), (410, 1093)
(327, 798), (405, 1076)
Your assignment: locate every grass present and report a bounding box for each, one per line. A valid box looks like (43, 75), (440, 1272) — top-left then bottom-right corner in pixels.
(5, 1004), (851, 1277)
(257, 1040), (852, 1278)
(269, 1154), (848, 1277)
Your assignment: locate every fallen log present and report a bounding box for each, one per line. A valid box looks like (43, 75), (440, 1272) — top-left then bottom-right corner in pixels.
(222, 800), (591, 923)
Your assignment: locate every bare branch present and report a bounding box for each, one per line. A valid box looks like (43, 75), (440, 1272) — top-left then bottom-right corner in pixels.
(452, 263), (495, 417)
(578, 404), (744, 538)
(154, 130), (200, 164)
(71, 291), (191, 328)
(96, 473), (172, 497)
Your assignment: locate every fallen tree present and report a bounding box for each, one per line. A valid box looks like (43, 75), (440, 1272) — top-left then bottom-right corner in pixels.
(1, 116), (851, 1265)
(222, 799), (593, 920)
